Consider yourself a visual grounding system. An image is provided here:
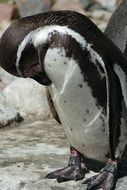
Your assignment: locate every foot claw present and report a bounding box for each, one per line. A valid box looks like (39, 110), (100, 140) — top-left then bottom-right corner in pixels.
(46, 146), (87, 182)
(46, 165), (86, 182)
(83, 160), (118, 190)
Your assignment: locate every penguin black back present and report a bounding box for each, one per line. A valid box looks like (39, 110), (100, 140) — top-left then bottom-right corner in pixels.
(0, 10), (124, 77)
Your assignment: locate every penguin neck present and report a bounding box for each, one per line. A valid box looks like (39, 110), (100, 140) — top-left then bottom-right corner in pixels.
(105, 0), (127, 52)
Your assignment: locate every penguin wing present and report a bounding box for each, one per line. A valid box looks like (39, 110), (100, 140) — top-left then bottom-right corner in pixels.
(46, 88), (61, 124)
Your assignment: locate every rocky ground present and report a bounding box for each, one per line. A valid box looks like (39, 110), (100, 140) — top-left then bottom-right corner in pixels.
(0, 116), (127, 190)
(0, 0), (127, 189)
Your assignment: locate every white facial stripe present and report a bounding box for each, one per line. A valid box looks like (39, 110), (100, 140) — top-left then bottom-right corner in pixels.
(34, 25), (105, 66)
(16, 25), (106, 77)
(33, 25), (87, 49)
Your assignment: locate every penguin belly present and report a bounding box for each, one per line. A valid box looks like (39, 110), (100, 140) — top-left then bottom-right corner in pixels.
(46, 51), (109, 163)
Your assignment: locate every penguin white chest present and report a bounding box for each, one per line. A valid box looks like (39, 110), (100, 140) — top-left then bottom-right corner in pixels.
(45, 48), (109, 162)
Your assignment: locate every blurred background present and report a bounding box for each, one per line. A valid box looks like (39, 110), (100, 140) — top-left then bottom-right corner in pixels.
(0, 0), (120, 36)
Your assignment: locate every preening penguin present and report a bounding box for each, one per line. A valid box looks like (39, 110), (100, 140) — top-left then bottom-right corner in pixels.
(0, 10), (127, 190)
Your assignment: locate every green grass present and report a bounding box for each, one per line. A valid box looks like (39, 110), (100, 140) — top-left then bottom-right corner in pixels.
(0, 0), (9, 2)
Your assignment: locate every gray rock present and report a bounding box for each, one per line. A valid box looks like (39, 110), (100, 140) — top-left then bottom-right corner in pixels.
(0, 103), (23, 127)
(80, 0), (94, 9)
(0, 78), (50, 118)
(0, 67), (16, 85)
(95, 0), (116, 11)
(15, 0), (52, 17)
(0, 118), (126, 190)
(116, 177), (127, 190)
(52, 0), (85, 15)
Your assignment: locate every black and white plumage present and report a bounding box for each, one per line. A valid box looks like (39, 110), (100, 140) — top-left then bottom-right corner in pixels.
(0, 10), (127, 189)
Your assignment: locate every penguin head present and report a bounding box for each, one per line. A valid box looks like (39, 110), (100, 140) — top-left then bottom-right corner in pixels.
(0, 19), (51, 86)
(0, 11), (87, 88)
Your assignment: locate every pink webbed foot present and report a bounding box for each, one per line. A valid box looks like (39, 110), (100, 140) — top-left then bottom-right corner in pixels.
(83, 159), (118, 190)
(46, 146), (88, 182)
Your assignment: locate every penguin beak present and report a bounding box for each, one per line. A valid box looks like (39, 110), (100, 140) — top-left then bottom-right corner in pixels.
(21, 60), (51, 86)
(31, 71), (51, 86)
(32, 44), (52, 86)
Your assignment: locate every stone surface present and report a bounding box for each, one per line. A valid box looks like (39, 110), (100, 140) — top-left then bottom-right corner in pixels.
(95, 0), (117, 10)
(0, 78), (50, 118)
(80, 0), (94, 9)
(15, 0), (52, 17)
(0, 67), (16, 85)
(0, 118), (126, 189)
(0, 2), (20, 21)
(52, 0), (86, 15)
(0, 103), (23, 128)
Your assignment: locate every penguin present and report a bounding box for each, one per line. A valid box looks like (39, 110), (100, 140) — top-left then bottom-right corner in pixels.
(105, 0), (127, 53)
(0, 11), (127, 190)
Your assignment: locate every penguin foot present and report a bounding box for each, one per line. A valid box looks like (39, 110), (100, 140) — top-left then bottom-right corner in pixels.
(46, 164), (86, 182)
(45, 146), (88, 182)
(83, 159), (118, 190)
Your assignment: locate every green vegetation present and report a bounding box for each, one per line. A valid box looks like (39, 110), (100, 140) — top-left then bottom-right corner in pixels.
(0, 0), (9, 2)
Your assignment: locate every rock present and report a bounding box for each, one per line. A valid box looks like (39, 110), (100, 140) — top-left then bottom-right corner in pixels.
(0, 118), (126, 189)
(80, 0), (94, 9)
(116, 177), (127, 190)
(95, 0), (117, 11)
(0, 21), (11, 38)
(15, 0), (52, 17)
(87, 9), (111, 30)
(52, 0), (85, 15)
(0, 103), (23, 128)
(0, 81), (6, 91)
(0, 2), (20, 22)
(0, 67), (17, 85)
(25, 179), (86, 190)
(0, 78), (50, 118)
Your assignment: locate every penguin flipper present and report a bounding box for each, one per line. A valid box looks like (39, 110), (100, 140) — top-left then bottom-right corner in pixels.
(46, 88), (61, 124)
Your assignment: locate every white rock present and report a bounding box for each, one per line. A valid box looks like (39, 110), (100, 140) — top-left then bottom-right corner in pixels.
(0, 103), (22, 127)
(0, 78), (50, 118)
(0, 67), (17, 85)
(95, 0), (116, 10)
